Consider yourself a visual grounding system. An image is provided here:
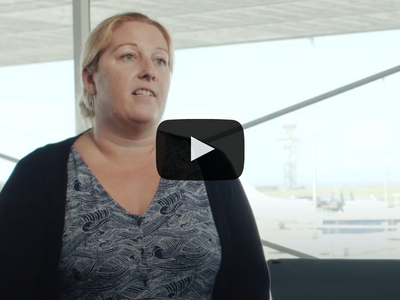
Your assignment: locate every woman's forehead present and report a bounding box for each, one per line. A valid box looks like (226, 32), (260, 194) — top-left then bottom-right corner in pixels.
(109, 21), (168, 51)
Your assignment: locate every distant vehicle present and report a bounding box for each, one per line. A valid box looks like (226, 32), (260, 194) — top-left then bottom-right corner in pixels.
(316, 195), (345, 212)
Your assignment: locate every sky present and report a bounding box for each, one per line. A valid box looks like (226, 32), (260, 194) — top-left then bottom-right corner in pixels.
(1, 29), (400, 188)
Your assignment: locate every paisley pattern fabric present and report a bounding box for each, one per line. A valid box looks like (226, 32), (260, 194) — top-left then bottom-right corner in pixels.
(58, 146), (221, 300)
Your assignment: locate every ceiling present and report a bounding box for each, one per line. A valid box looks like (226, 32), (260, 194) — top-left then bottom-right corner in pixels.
(1, 0), (400, 67)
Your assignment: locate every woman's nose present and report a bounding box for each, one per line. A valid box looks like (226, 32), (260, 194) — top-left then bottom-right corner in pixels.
(138, 59), (156, 80)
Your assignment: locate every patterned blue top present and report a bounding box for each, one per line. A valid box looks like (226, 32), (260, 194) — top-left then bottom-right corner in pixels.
(58, 146), (222, 299)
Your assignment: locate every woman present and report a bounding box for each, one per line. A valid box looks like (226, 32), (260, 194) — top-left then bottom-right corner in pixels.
(0, 12), (269, 300)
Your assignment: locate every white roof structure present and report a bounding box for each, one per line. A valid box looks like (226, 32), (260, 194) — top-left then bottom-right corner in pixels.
(1, 0), (400, 67)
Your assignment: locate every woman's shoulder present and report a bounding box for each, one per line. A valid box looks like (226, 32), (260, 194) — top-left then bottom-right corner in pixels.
(17, 134), (81, 169)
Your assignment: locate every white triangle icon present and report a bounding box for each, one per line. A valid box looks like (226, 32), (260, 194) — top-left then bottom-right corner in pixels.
(191, 137), (215, 161)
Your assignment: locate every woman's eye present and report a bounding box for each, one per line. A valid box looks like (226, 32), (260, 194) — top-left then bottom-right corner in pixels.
(122, 54), (134, 60)
(155, 58), (167, 66)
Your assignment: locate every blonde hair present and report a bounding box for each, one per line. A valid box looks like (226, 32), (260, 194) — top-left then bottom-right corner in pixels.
(79, 12), (174, 125)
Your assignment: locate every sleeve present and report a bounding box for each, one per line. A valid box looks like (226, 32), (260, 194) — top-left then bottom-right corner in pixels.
(208, 179), (270, 300)
(0, 156), (53, 299)
(227, 179), (270, 299)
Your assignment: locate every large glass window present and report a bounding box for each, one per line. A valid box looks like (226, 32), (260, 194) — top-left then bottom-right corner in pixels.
(0, 61), (75, 183)
(164, 29), (400, 259)
(0, 1), (75, 185)
(1, 5), (400, 259)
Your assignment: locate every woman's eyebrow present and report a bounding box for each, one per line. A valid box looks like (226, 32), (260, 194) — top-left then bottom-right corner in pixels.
(112, 43), (138, 52)
(156, 47), (168, 54)
(112, 43), (168, 55)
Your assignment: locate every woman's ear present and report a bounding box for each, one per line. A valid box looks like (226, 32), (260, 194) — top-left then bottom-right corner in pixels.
(82, 68), (96, 95)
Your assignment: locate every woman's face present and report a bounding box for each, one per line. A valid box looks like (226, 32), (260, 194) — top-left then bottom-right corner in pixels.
(92, 21), (171, 129)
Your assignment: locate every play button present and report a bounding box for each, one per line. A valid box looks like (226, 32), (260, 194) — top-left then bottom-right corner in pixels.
(156, 119), (244, 181)
(191, 137), (214, 161)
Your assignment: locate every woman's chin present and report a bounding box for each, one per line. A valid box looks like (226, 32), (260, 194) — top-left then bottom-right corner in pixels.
(126, 112), (160, 127)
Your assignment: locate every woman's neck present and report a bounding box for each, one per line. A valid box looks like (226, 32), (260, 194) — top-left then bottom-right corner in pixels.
(89, 125), (157, 167)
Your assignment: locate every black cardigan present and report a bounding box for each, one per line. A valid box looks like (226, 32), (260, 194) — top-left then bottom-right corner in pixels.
(0, 135), (269, 299)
